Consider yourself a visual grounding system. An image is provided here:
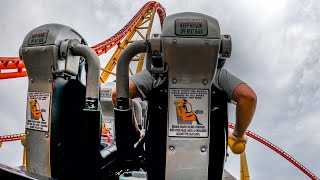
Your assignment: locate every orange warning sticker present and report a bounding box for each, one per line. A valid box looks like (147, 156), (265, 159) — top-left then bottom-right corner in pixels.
(26, 92), (51, 132)
(169, 89), (209, 137)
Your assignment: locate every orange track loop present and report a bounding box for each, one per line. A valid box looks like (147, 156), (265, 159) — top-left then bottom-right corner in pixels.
(0, 1), (166, 80)
(91, 1), (165, 56)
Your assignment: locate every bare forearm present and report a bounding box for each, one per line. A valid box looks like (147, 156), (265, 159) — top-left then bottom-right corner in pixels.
(234, 97), (256, 138)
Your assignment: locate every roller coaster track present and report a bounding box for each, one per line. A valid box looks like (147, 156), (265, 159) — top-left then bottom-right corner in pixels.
(0, 1), (165, 81)
(228, 123), (319, 180)
(0, 57), (27, 79)
(0, 1), (318, 179)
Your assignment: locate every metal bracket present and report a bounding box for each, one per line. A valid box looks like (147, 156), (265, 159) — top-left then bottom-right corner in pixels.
(54, 39), (81, 77)
(220, 34), (232, 58)
(148, 33), (167, 77)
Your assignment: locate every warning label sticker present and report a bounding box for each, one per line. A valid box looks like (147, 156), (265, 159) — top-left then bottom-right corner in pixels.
(101, 119), (114, 143)
(26, 92), (51, 132)
(169, 89), (209, 137)
(101, 88), (112, 98)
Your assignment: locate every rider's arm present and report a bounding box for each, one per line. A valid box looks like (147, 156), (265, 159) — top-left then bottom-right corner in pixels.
(111, 79), (141, 106)
(112, 69), (154, 105)
(215, 69), (257, 138)
(232, 83), (257, 138)
(112, 69), (165, 105)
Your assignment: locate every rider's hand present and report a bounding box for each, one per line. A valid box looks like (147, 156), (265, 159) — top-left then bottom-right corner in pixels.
(228, 131), (248, 154)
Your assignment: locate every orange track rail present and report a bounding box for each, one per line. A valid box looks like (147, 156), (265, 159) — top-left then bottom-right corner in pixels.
(228, 123), (319, 180)
(91, 1), (165, 56)
(1, 124), (318, 179)
(0, 57), (27, 79)
(0, 1), (165, 80)
(0, 133), (24, 142)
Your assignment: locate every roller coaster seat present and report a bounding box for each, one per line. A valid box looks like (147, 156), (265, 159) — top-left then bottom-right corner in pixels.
(114, 12), (232, 180)
(14, 23), (117, 179)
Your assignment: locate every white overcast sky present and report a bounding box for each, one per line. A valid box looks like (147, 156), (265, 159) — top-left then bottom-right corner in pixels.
(0, 0), (319, 179)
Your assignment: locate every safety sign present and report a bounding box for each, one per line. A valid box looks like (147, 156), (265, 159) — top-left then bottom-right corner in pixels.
(101, 88), (112, 98)
(168, 89), (209, 137)
(26, 92), (51, 132)
(101, 119), (114, 142)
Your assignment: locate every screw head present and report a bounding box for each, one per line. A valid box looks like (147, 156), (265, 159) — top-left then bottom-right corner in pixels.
(203, 80), (208, 85)
(26, 132), (30, 136)
(24, 49), (28, 53)
(30, 78), (34, 83)
(201, 146), (206, 152)
(42, 47), (46, 52)
(48, 79), (52, 83)
(205, 40), (209, 45)
(172, 78), (177, 84)
(154, 34), (158, 37)
(172, 39), (177, 44)
(45, 134), (49, 138)
(169, 146), (175, 152)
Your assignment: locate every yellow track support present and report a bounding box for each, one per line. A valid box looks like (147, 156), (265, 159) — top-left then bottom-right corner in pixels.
(240, 152), (250, 180)
(100, 8), (157, 83)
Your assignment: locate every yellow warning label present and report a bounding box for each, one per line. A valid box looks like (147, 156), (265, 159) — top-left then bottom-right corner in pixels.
(169, 89), (209, 137)
(26, 92), (50, 132)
